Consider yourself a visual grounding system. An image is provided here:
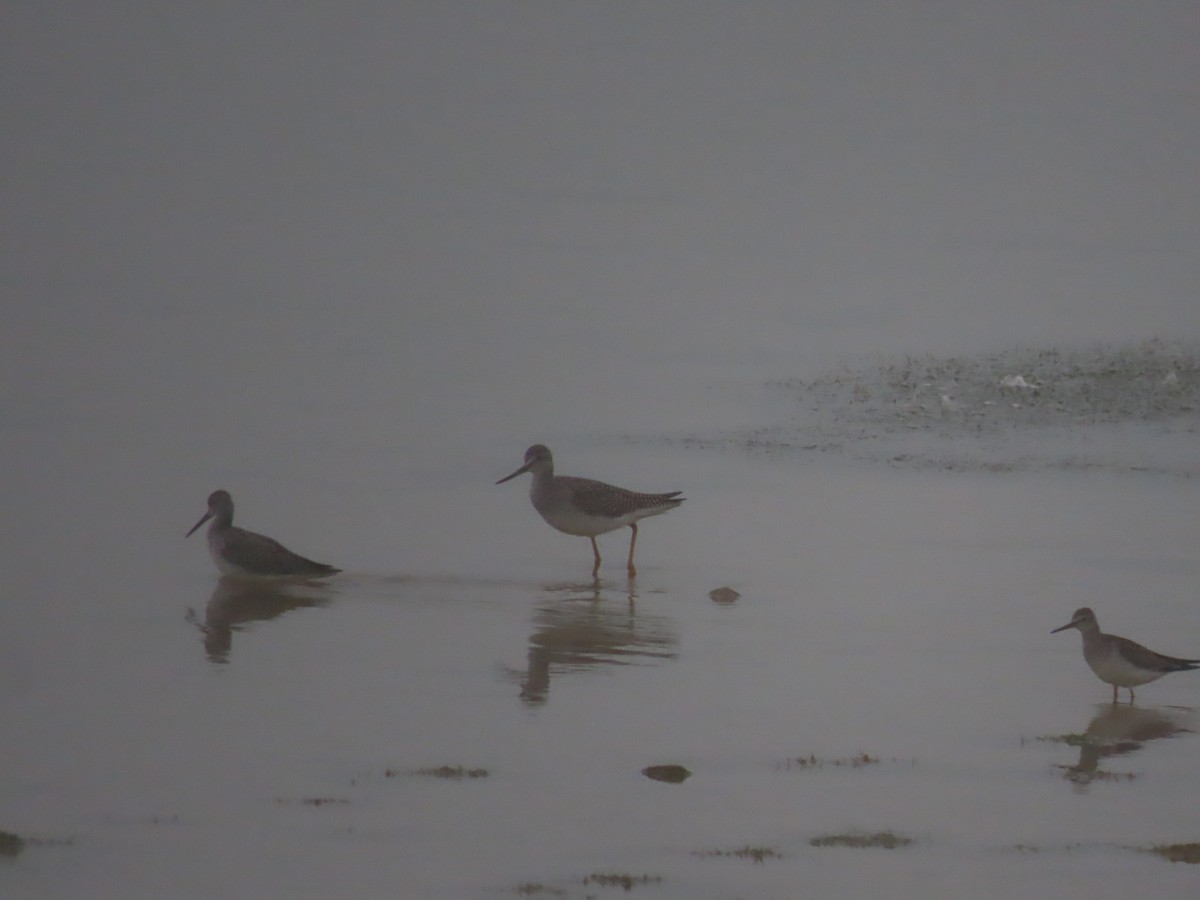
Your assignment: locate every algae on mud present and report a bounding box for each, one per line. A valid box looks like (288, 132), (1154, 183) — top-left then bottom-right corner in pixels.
(409, 765), (491, 780)
(1147, 843), (1200, 864)
(693, 845), (784, 863)
(810, 831), (914, 850)
(0, 829), (25, 857)
(782, 752), (885, 770)
(582, 872), (663, 889)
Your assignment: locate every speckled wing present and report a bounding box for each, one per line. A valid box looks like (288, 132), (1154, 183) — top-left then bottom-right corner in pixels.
(1114, 635), (1200, 673)
(223, 526), (340, 577)
(561, 476), (684, 520)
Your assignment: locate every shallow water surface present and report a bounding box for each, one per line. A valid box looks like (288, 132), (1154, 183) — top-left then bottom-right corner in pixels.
(4, 437), (1200, 899)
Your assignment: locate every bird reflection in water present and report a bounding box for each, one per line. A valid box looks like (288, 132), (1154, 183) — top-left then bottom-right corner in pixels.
(185, 576), (333, 663)
(514, 579), (678, 705)
(1056, 703), (1194, 787)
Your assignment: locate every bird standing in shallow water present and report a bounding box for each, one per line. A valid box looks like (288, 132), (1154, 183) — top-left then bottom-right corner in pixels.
(186, 490), (340, 578)
(1051, 607), (1200, 703)
(496, 444), (684, 577)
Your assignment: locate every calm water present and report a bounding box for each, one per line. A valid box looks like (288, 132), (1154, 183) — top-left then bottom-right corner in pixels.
(4, 4), (1200, 898)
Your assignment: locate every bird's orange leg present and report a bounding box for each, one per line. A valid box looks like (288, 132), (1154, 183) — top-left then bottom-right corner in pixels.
(626, 523), (639, 577)
(590, 536), (602, 577)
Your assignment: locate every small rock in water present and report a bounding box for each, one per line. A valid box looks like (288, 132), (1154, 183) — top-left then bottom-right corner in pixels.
(709, 587), (740, 604)
(642, 764), (692, 784)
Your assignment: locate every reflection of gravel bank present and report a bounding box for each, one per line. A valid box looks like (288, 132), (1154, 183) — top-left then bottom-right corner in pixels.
(731, 340), (1198, 475)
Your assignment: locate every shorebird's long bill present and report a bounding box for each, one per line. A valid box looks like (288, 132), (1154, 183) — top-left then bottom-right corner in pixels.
(185, 510), (213, 538)
(496, 462), (532, 485)
(1050, 619), (1076, 634)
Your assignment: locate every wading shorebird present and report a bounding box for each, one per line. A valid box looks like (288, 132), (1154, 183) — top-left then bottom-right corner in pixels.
(1051, 607), (1200, 703)
(496, 444), (684, 577)
(186, 490), (340, 578)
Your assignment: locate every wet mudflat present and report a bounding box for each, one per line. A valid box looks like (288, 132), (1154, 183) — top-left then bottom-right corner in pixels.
(724, 338), (1200, 476)
(5, 344), (1200, 899)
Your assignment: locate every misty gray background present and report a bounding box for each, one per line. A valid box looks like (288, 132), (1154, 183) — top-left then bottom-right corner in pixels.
(6, 4), (1197, 467)
(3, 3), (1199, 898)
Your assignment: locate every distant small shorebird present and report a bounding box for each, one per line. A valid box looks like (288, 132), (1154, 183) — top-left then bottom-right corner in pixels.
(186, 490), (340, 579)
(496, 444), (684, 577)
(1051, 607), (1200, 703)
